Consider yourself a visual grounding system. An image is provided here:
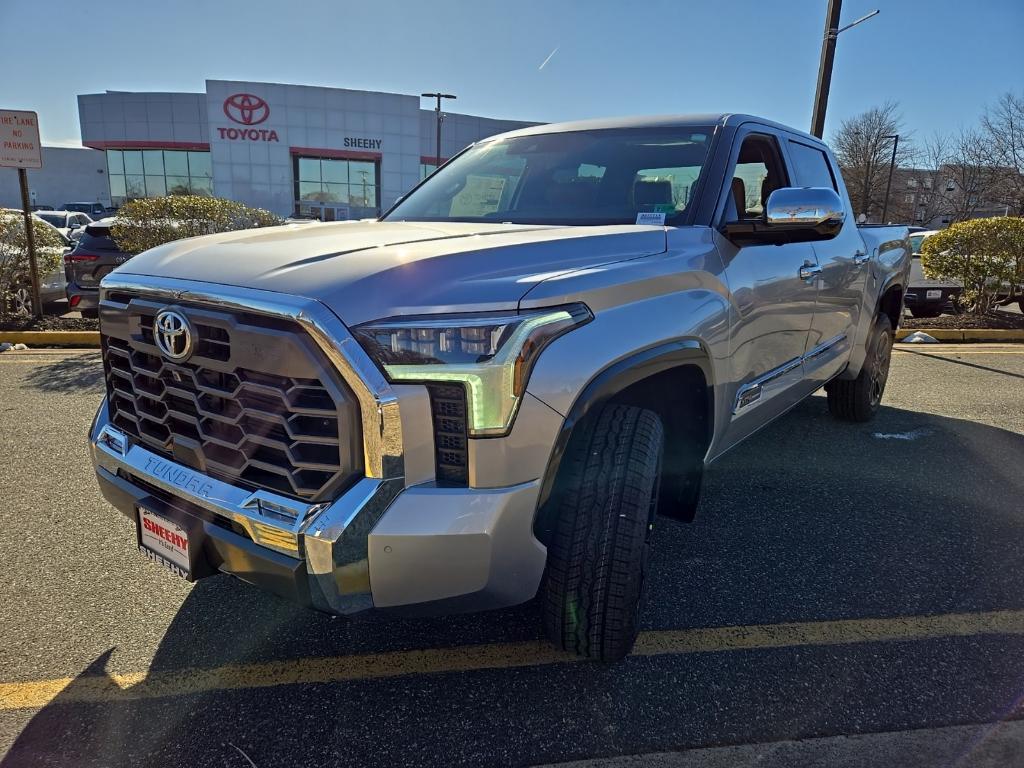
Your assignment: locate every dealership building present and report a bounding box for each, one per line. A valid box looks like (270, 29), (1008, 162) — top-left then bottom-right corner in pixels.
(1, 79), (535, 218)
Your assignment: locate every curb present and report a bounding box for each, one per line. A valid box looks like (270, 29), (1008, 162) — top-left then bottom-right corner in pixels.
(0, 331), (101, 347)
(896, 328), (1024, 342)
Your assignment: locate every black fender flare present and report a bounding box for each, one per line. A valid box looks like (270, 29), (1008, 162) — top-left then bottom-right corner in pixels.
(534, 339), (713, 534)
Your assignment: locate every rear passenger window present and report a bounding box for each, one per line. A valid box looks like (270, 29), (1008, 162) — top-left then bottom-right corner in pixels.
(788, 141), (837, 191)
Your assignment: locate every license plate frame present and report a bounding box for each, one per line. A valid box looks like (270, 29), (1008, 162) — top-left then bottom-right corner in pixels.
(926, 289), (943, 300)
(136, 506), (195, 581)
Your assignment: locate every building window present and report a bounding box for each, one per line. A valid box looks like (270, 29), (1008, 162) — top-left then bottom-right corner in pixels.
(106, 149), (212, 207)
(293, 156), (379, 220)
(923, 178), (933, 189)
(919, 194), (930, 203)
(946, 179), (956, 191)
(420, 163), (437, 180)
(906, 178), (918, 188)
(914, 209), (924, 221)
(904, 193), (914, 203)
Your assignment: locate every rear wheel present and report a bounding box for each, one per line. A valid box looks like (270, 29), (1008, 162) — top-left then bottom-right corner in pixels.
(5, 284), (32, 318)
(826, 314), (894, 422)
(541, 404), (664, 662)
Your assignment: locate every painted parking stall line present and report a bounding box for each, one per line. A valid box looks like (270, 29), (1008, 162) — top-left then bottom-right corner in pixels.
(4, 608), (1024, 712)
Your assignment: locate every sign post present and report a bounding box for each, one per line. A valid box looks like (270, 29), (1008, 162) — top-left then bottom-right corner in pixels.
(1, 109), (44, 319)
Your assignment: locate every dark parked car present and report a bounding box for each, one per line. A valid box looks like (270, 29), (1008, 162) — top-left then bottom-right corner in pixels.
(64, 219), (131, 318)
(904, 230), (962, 318)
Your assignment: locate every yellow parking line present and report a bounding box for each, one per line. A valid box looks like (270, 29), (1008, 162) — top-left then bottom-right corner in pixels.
(3, 608), (1024, 712)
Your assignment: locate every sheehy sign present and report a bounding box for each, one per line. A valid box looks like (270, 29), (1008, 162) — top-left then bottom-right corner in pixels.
(0, 110), (42, 169)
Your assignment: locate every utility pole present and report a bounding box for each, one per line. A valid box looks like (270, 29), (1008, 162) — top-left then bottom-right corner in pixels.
(421, 92), (456, 169)
(880, 133), (899, 223)
(810, 4), (880, 138)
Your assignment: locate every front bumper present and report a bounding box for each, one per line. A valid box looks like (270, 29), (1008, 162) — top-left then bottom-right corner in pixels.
(90, 401), (547, 616)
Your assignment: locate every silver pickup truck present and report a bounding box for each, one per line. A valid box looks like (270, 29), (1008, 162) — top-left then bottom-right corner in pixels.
(89, 114), (910, 661)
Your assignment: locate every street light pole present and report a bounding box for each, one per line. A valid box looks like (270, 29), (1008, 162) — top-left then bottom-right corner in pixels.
(421, 92), (456, 169)
(810, 3), (880, 138)
(880, 133), (899, 223)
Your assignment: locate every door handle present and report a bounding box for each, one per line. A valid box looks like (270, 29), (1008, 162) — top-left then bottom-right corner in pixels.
(799, 263), (822, 280)
(853, 250), (870, 265)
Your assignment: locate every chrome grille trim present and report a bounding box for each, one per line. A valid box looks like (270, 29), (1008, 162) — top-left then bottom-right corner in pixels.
(100, 296), (361, 501)
(98, 275), (407, 614)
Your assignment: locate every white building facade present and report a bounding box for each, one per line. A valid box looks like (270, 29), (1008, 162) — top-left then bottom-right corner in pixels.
(73, 80), (535, 220)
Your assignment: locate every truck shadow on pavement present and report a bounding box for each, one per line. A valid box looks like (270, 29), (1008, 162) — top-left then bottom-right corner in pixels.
(5, 396), (1024, 768)
(21, 353), (104, 393)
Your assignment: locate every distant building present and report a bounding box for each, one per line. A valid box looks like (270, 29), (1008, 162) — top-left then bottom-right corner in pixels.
(2, 79), (537, 219)
(888, 166), (1013, 229)
(0, 146), (107, 211)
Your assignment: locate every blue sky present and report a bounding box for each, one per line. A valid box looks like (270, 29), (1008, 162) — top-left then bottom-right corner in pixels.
(3, 0), (1021, 146)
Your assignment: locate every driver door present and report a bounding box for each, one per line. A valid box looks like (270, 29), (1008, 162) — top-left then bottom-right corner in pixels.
(715, 130), (819, 451)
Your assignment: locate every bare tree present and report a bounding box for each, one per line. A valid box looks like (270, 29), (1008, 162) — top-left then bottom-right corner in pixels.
(831, 102), (914, 221)
(980, 91), (1024, 215)
(942, 128), (1001, 223)
(887, 133), (949, 226)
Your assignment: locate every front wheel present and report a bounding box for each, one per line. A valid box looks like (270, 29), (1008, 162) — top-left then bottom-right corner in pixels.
(825, 313), (894, 422)
(541, 404), (664, 662)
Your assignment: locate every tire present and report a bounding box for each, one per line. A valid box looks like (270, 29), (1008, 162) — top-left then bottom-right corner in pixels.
(908, 306), (942, 319)
(826, 313), (894, 422)
(541, 404), (664, 662)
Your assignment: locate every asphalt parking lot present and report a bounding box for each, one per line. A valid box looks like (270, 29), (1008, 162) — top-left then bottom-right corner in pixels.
(1, 344), (1023, 767)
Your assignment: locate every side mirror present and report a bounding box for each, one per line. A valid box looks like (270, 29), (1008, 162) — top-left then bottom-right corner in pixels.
(724, 187), (846, 244)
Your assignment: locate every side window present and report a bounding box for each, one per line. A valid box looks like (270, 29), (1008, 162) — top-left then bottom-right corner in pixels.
(726, 134), (789, 221)
(787, 141), (837, 191)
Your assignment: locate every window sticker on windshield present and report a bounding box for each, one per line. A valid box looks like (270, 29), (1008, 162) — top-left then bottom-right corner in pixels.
(636, 211), (666, 226)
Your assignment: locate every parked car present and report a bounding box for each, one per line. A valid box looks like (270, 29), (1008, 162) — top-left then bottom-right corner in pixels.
(1, 210), (72, 316)
(61, 201), (108, 217)
(64, 218), (132, 318)
(906, 228), (1023, 316)
(89, 113), (910, 661)
(36, 210), (93, 241)
(905, 230), (962, 318)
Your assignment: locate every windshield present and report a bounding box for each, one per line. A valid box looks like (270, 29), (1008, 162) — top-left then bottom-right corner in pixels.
(909, 234), (926, 255)
(37, 213), (66, 227)
(385, 127), (713, 226)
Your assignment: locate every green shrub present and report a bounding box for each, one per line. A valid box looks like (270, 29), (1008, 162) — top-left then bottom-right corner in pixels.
(111, 195), (283, 255)
(0, 211), (66, 318)
(920, 216), (1024, 314)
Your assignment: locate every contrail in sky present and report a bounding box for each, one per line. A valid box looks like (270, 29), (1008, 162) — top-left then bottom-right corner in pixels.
(539, 47), (559, 70)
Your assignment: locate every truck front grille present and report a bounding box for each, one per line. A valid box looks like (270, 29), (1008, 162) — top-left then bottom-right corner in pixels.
(100, 295), (363, 501)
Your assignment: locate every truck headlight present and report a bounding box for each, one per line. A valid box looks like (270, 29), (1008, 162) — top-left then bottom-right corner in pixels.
(353, 304), (592, 436)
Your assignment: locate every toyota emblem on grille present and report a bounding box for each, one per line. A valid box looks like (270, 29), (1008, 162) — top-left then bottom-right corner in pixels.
(154, 309), (194, 361)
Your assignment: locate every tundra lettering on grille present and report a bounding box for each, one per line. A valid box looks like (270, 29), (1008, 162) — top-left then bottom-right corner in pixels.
(101, 296), (363, 501)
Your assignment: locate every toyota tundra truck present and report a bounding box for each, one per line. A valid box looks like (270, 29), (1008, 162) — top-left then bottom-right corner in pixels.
(89, 114), (910, 661)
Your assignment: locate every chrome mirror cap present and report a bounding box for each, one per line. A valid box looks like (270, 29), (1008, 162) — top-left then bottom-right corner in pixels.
(765, 187), (845, 235)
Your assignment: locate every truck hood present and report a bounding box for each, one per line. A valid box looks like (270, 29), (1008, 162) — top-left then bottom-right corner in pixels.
(117, 220), (667, 325)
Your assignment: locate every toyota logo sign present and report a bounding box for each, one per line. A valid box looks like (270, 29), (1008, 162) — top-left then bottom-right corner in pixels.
(223, 93), (269, 126)
(154, 309), (194, 361)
